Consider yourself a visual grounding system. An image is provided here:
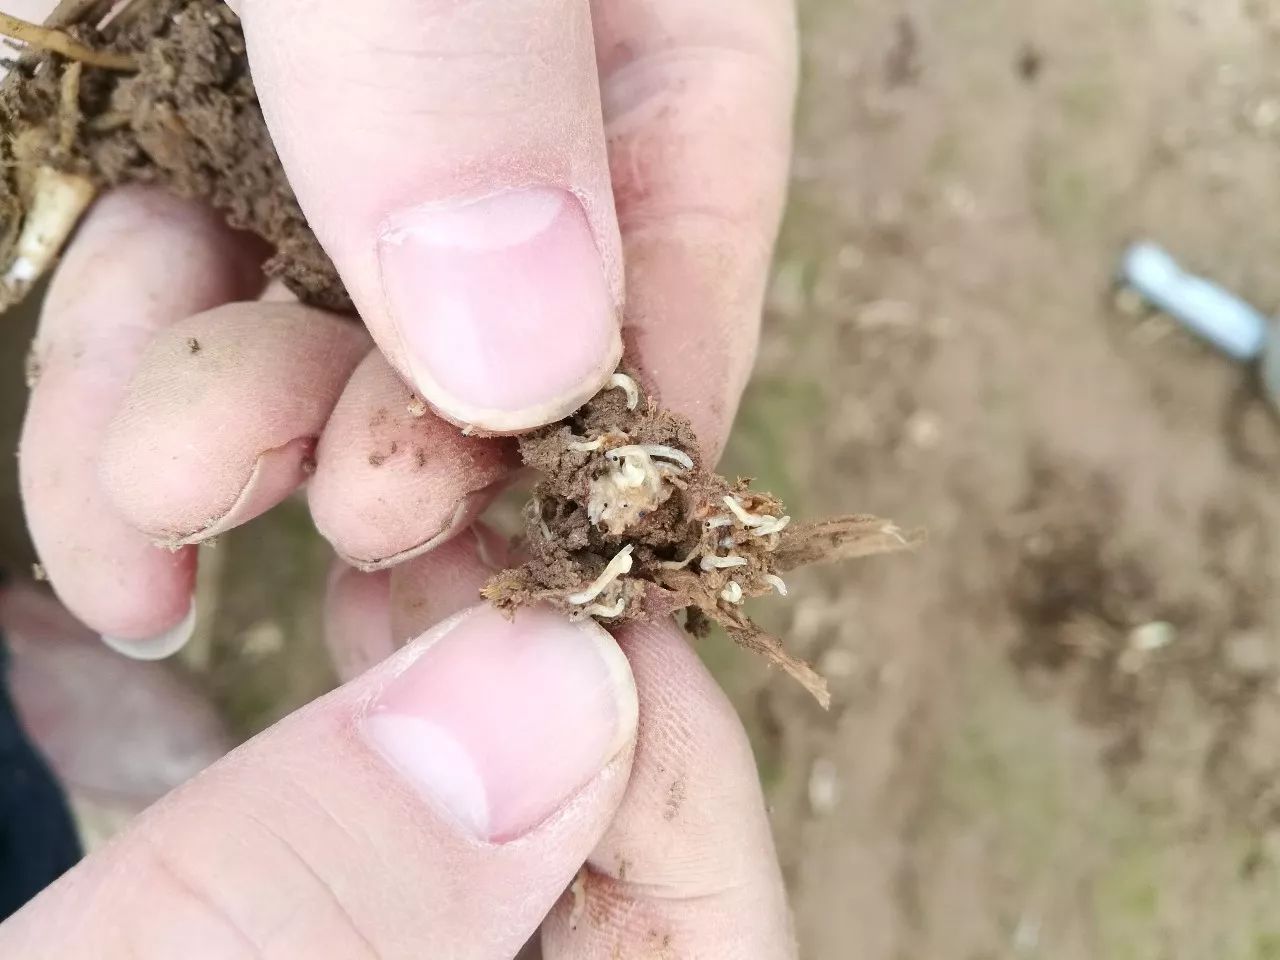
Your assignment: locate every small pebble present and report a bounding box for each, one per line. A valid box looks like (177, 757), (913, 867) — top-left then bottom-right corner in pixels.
(905, 410), (941, 449)
(241, 620), (285, 660)
(808, 757), (840, 814)
(818, 646), (859, 680)
(1129, 621), (1175, 652)
(1249, 98), (1280, 132)
(1013, 915), (1041, 954)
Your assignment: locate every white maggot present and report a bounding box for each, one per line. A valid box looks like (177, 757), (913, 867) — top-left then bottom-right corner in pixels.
(582, 596), (627, 619)
(659, 546), (701, 570)
(566, 545), (634, 605)
(720, 581), (743, 604)
(700, 553), (748, 572)
(605, 444), (694, 471)
(723, 495), (785, 530)
(609, 372), (641, 409)
(752, 515), (792, 537)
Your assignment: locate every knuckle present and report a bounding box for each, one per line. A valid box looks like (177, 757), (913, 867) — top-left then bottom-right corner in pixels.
(121, 810), (380, 960)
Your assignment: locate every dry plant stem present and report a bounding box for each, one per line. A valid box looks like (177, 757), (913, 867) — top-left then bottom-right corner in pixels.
(0, 11), (137, 70)
(2, 165), (96, 291)
(58, 61), (83, 153)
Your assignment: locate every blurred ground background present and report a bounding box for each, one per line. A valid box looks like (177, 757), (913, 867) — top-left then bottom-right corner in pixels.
(6, 0), (1280, 956)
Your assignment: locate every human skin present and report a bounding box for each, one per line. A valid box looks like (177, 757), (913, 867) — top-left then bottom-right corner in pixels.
(0, 547), (797, 957)
(6, 0), (801, 952)
(16, 0), (798, 651)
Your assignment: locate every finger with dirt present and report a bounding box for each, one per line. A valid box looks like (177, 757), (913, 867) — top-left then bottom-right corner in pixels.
(19, 187), (265, 653)
(322, 543), (796, 957)
(99, 302), (370, 545)
(237, 0), (624, 434)
(308, 353), (515, 570)
(541, 618), (796, 959)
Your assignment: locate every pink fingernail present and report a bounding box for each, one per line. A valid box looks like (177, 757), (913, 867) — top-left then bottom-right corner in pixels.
(360, 604), (636, 842)
(378, 189), (620, 433)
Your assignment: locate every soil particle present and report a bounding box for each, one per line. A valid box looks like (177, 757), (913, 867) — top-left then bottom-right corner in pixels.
(23, 347), (40, 388)
(884, 15), (921, 88)
(663, 777), (686, 821)
(1016, 43), (1043, 83)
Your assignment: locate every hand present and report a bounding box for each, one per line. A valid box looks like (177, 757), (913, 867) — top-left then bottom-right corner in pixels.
(15, 0), (797, 654)
(0, 546), (796, 958)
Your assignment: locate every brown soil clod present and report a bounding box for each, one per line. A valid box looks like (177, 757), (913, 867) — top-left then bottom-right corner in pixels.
(482, 374), (921, 707)
(0, 0), (347, 313)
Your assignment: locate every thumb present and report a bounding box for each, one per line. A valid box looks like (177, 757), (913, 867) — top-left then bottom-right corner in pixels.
(0, 605), (637, 959)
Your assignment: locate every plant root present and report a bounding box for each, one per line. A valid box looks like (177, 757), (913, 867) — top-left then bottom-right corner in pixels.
(0, 11), (138, 71)
(483, 375), (920, 707)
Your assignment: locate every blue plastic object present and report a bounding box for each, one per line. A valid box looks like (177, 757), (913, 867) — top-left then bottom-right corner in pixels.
(1121, 242), (1269, 362)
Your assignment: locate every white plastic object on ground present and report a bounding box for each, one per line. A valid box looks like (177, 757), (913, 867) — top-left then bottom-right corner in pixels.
(1120, 242), (1268, 361)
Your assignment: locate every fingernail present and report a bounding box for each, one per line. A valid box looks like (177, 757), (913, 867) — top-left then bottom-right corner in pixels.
(172, 437), (317, 546)
(361, 604), (637, 842)
(378, 189), (620, 433)
(102, 599), (196, 661)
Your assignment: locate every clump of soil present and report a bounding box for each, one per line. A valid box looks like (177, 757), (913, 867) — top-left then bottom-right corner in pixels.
(0, 0), (347, 311)
(483, 376), (918, 706)
(1, 0), (917, 705)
